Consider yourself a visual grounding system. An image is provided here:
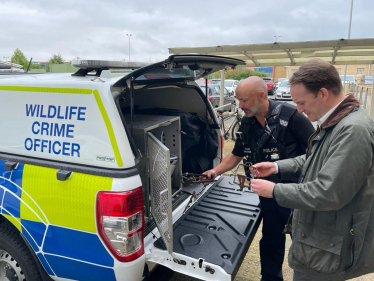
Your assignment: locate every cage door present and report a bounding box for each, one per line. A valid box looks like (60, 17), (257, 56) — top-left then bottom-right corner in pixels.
(147, 132), (173, 255)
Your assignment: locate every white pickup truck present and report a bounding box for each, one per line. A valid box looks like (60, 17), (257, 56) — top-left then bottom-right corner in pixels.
(0, 55), (261, 281)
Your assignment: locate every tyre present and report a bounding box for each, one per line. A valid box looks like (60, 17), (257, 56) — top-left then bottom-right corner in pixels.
(231, 119), (241, 141)
(0, 222), (42, 281)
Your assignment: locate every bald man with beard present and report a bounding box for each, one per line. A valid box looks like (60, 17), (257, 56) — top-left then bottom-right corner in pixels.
(204, 76), (314, 281)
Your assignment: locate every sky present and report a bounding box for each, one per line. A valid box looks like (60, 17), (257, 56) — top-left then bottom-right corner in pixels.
(1, 0), (373, 63)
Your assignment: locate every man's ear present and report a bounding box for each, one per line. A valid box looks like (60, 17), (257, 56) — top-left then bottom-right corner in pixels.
(319, 88), (329, 100)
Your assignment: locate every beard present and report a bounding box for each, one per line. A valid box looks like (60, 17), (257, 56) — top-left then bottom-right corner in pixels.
(242, 99), (261, 117)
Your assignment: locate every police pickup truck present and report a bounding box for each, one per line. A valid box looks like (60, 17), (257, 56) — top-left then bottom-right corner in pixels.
(0, 55), (261, 281)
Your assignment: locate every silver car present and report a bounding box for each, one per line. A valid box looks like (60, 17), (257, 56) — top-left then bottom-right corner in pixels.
(274, 80), (292, 100)
(201, 84), (234, 109)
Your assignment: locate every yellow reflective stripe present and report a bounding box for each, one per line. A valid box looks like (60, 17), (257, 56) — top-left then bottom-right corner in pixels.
(22, 165), (113, 233)
(93, 89), (123, 167)
(0, 86), (123, 167)
(3, 214), (22, 232)
(0, 86), (92, 94)
(20, 191), (48, 225)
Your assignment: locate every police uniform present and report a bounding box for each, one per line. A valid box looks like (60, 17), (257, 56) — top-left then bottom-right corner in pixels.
(232, 99), (315, 281)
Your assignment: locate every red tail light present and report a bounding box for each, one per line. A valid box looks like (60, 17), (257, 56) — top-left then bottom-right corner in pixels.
(208, 96), (212, 101)
(96, 187), (144, 262)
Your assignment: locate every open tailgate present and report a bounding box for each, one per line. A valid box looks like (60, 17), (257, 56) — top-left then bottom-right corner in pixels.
(147, 176), (261, 281)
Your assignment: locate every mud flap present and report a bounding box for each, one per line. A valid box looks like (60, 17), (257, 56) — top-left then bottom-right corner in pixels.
(153, 176), (261, 280)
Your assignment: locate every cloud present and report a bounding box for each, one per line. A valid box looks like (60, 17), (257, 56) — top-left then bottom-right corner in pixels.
(1, 0), (373, 63)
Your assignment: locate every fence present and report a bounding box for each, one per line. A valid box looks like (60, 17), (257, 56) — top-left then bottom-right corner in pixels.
(344, 82), (374, 118)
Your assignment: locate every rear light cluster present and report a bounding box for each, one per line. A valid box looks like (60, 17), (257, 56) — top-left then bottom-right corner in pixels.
(96, 187), (144, 262)
(208, 96), (212, 101)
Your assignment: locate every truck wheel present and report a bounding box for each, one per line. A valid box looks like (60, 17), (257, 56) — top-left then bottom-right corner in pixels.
(0, 223), (42, 281)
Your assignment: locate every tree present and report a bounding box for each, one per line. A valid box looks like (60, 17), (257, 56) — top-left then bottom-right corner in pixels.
(11, 48), (28, 69)
(45, 53), (65, 71)
(225, 67), (269, 80)
(29, 64), (42, 70)
(211, 67), (269, 80)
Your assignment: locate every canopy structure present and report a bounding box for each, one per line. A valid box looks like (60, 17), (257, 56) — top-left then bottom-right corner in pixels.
(0, 61), (23, 70)
(169, 38), (374, 67)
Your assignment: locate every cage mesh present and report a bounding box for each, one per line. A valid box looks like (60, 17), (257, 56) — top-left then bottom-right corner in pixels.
(148, 133), (173, 254)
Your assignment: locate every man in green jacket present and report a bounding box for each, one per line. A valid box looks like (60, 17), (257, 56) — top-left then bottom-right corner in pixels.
(250, 59), (374, 281)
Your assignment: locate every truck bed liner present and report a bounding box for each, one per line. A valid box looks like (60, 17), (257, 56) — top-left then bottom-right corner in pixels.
(154, 176), (262, 278)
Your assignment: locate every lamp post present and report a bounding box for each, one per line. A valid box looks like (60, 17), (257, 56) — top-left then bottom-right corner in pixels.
(3, 56), (9, 71)
(342, 0), (354, 92)
(126, 33), (132, 61)
(274, 35), (281, 43)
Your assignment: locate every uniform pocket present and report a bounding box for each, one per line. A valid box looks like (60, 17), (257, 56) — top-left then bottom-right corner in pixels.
(346, 212), (369, 272)
(292, 223), (344, 273)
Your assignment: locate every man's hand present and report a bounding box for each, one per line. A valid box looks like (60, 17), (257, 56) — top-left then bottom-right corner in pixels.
(251, 162), (277, 178)
(202, 169), (217, 180)
(251, 179), (275, 198)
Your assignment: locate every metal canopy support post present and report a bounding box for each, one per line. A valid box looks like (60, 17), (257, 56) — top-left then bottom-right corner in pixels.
(242, 51), (259, 66)
(220, 70), (225, 107)
(331, 47), (340, 64)
(370, 78), (374, 118)
(284, 49), (295, 65)
(343, 0), (354, 89)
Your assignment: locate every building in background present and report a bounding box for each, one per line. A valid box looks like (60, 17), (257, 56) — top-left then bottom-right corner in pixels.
(247, 66), (273, 77)
(31, 60), (48, 67)
(273, 64), (374, 85)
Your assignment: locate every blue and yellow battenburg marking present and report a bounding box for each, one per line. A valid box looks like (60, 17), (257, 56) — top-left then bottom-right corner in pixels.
(0, 159), (116, 281)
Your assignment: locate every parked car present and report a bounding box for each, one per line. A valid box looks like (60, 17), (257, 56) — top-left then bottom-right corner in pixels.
(211, 79), (221, 84)
(362, 75), (373, 84)
(340, 75), (356, 85)
(223, 79), (240, 95)
(201, 84), (234, 109)
(262, 77), (275, 95)
(273, 78), (288, 92)
(195, 78), (213, 87)
(274, 80), (292, 100)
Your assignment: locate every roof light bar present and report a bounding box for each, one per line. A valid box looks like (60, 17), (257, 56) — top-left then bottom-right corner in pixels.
(71, 59), (149, 69)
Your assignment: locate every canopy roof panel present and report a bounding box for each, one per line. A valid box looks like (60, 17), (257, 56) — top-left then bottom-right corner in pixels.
(169, 38), (374, 67)
(0, 61), (23, 69)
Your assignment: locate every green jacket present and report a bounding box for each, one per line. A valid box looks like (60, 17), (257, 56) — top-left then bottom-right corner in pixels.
(274, 95), (374, 280)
